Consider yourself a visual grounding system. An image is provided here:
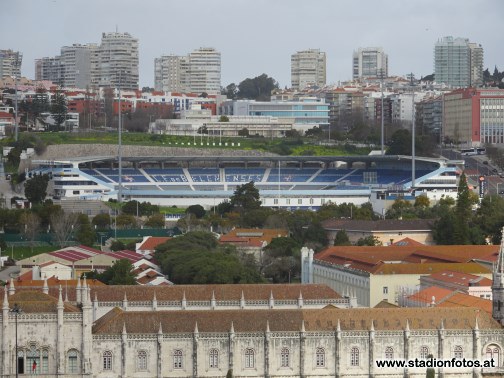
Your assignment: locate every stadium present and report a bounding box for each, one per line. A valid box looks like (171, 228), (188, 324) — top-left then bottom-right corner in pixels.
(30, 154), (462, 210)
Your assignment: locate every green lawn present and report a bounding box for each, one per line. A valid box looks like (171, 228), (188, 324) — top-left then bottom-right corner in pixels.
(6, 245), (59, 261)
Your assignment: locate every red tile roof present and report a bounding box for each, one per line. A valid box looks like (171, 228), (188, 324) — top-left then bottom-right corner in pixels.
(106, 250), (143, 263)
(436, 292), (492, 314)
(407, 286), (454, 304)
(423, 270), (492, 287)
(138, 237), (171, 251)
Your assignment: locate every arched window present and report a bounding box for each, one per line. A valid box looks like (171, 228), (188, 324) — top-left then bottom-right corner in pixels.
(281, 347), (290, 368)
(385, 347), (394, 360)
(68, 349), (79, 373)
(209, 349), (219, 368)
(486, 345), (501, 367)
(17, 350), (25, 375)
(316, 347), (325, 367)
(27, 345), (40, 374)
(420, 346), (429, 360)
(454, 346), (463, 359)
(173, 349), (183, 369)
(103, 351), (112, 371)
(137, 350), (147, 371)
(41, 349), (49, 373)
(350, 347), (360, 366)
(245, 348), (255, 368)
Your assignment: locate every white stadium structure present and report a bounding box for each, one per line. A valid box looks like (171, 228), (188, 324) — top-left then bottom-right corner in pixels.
(29, 155), (463, 210)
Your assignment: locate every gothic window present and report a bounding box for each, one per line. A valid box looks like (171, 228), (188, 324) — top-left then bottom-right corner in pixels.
(173, 349), (183, 369)
(209, 349), (219, 368)
(103, 351), (112, 371)
(280, 347), (290, 368)
(420, 346), (429, 360)
(68, 349), (79, 373)
(27, 344), (41, 374)
(245, 348), (255, 368)
(17, 350), (25, 375)
(454, 346), (463, 359)
(350, 347), (360, 366)
(41, 349), (49, 373)
(385, 347), (394, 360)
(316, 347), (325, 367)
(486, 345), (501, 367)
(137, 350), (147, 371)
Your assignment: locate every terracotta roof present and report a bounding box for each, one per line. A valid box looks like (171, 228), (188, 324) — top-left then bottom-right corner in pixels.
(436, 292), (492, 314)
(422, 270), (492, 287)
(1, 291), (80, 313)
(407, 286), (454, 305)
(106, 250), (144, 263)
(392, 237), (424, 246)
(374, 300), (400, 308)
(321, 219), (434, 232)
(373, 262), (490, 275)
(138, 237), (171, 251)
(92, 306), (500, 334)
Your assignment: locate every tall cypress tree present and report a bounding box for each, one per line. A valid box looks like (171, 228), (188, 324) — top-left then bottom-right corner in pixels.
(453, 173), (471, 244)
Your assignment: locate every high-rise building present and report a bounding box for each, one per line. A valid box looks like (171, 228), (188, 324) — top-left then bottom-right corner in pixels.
(291, 49), (326, 90)
(0, 49), (22, 78)
(60, 44), (98, 88)
(154, 54), (188, 92)
(154, 47), (220, 94)
(434, 36), (483, 88)
(35, 56), (63, 85)
(352, 47), (388, 80)
(98, 32), (139, 90)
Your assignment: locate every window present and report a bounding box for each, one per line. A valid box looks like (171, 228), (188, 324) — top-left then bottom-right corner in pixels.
(298, 199), (302, 205)
(245, 348), (255, 368)
(68, 350), (78, 373)
(17, 350), (25, 374)
(486, 345), (500, 366)
(281, 347), (290, 367)
(383, 287), (388, 294)
(137, 351), (147, 371)
(273, 198), (278, 205)
(420, 346), (429, 360)
(309, 198), (314, 205)
(27, 345), (40, 374)
(350, 347), (359, 366)
(316, 348), (325, 367)
(209, 349), (219, 368)
(454, 346), (463, 359)
(173, 349), (183, 369)
(41, 349), (49, 373)
(103, 351), (112, 371)
(385, 347), (394, 360)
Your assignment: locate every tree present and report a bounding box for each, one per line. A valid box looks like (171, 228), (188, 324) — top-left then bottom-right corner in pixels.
(51, 88), (68, 130)
(20, 212), (41, 252)
(238, 128), (249, 137)
(334, 230), (351, 246)
(237, 74), (279, 101)
(414, 195), (430, 208)
(453, 173), (472, 244)
(219, 115), (230, 122)
(51, 211), (78, 247)
(110, 240), (125, 251)
(230, 182), (261, 211)
(356, 235), (382, 246)
(115, 214), (137, 229)
(222, 83), (237, 100)
(386, 129), (411, 155)
(24, 174), (50, 204)
(92, 213), (111, 230)
(95, 259), (137, 285)
(75, 214), (96, 247)
(144, 213), (165, 228)
(186, 205), (206, 219)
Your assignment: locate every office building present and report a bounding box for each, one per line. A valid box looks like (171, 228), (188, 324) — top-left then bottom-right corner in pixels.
(443, 88), (504, 146)
(154, 47), (221, 94)
(291, 49), (326, 90)
(0, 49), (22, 78)
(97, 32), (139, 90)
(434, 36), (484, 88)
(352, 47), (388, 79)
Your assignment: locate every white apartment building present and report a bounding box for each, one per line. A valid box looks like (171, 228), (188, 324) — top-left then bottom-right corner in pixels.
(97, 32), (139, 90)
(154, 47), (221, 94)
(352, 47), (388, 79)
(35, 56), (63, 85)
(0, 49), (22, 78)
(291, 49), (326, 90)
(434, 36), (484, 88)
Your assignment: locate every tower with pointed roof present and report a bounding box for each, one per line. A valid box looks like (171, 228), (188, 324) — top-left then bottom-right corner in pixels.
(492, 228), (504, 325)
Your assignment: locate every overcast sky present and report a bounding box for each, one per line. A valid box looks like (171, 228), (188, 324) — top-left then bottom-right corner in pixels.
(2, 0), (503, 88)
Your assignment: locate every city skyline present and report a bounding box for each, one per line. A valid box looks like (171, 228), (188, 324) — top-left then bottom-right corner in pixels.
(2, 0), (502, 89)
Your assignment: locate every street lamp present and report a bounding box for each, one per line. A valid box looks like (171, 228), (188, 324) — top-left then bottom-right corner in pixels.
(10, 303), (22, 378)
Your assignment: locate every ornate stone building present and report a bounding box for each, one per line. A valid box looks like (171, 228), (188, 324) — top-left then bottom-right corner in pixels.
(1, 278), (504, 377)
